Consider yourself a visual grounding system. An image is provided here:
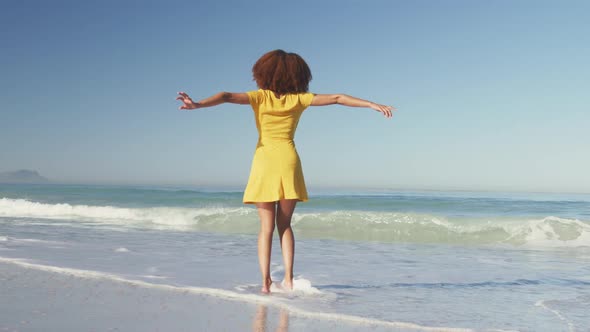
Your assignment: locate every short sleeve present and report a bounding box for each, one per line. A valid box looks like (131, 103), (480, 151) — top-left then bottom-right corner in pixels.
(299, 92), (315, 109)
(247, 90), (261, 109)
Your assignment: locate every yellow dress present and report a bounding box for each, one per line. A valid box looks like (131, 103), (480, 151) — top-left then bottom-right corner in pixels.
(243, 89), (314, 204)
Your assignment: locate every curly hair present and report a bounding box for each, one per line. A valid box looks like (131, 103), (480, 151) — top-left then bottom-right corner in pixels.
(252, 50), (312, 95)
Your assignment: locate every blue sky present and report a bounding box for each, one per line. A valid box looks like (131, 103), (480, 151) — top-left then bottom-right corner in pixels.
(1, 0), (589, 193)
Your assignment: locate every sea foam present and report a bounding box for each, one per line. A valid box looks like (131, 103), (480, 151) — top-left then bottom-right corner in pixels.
(0, 197), (253, 231)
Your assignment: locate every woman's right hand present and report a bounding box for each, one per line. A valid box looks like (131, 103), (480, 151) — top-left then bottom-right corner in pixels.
(176, 92), (199, 110)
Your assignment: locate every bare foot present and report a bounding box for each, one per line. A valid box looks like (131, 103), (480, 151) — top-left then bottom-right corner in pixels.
(282, 278), (293, 291)
(261, 278), (272, 294)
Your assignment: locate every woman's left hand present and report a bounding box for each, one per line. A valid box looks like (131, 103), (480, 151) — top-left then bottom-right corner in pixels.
(370, 103), (396, 118)
(176, 92), (199, 110)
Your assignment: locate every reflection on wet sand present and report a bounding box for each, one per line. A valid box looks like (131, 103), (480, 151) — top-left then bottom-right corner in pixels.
(252, 304), (289, 332)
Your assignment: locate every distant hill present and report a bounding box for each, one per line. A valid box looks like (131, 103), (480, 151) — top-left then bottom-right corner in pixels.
(0, 169), (50, 184)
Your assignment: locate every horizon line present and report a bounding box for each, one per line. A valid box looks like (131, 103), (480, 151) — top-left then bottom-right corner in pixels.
(2, 180), (589, 196)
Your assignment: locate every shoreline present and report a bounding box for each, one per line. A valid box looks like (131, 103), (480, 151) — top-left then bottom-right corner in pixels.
(0, 258), (479, 332)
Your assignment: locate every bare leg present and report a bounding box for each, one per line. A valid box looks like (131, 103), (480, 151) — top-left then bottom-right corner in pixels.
(256, 202), (276, 293)
(276, 199), (297, 290)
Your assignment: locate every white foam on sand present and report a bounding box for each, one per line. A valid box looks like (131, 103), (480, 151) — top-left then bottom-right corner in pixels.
(0, 235), (68, 246)
(535, 300), (575, 332)
(140, 275), (168, 280)
(235, 278), (324, 297)
(269, 278), (322, 295)
(0, 256), (514, 332)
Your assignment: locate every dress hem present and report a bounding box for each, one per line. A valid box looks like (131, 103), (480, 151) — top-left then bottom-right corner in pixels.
(243, 196), (308, 205)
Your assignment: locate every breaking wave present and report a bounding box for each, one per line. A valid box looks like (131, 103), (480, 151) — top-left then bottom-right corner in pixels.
(1, 198), (589, 248)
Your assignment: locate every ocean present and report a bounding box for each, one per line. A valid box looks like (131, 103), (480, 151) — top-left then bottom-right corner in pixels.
(1, 183), (589, 331)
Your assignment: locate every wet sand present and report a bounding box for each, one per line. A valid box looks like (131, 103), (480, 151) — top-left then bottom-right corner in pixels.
(0, 262), (418, 332)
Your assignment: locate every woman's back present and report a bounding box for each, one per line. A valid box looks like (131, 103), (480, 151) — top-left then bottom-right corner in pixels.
(247, 89), (314, 144)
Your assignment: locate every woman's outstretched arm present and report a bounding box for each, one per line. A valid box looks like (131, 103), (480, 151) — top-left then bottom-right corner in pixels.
(176, 91), (249, 110)
(310, 94), (396, 118)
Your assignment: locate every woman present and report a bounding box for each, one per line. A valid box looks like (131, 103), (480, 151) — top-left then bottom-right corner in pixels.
(177, 50), (395, 293)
